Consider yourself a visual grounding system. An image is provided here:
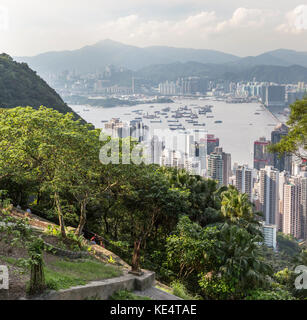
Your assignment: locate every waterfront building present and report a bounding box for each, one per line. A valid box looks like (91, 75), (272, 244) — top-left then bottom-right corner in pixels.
(265, 85), (286, 107)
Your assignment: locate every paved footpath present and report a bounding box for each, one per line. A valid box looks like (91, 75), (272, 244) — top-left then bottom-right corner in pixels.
(134, 287), (183, 300)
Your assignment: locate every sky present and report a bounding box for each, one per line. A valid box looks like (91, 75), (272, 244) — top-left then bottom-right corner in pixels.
(0, 0), (307, 57)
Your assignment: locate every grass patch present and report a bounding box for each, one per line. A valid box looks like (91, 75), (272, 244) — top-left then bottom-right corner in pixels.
(156, 281), (200, 300)
(0, 255), (19, 265)
(109, 290), (151, 300)
(171, 281), (200, 300)
(45, 259), (122, 291)
(0, 255), (29, 270)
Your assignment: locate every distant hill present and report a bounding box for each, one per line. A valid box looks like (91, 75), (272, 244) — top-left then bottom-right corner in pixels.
(0, 54), (82, 120)
(224, 64), (307, 83)
(14, 41), (307, 84)
(231, 49), (307, 68)
(15, 39), (240, 74)
(137, 61), (307, 84)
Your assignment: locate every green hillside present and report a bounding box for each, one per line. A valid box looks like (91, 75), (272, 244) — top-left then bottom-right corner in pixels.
(0, 53), (80, 119)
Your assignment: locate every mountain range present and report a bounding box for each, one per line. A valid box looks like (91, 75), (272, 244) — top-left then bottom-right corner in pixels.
(15, 40), (307, 76)
(136, 62), (307, 84)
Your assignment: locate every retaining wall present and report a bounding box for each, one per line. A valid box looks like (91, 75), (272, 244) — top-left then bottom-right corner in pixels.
(34, 271), (155, 300)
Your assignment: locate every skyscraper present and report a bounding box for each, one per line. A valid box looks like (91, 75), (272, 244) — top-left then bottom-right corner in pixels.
(259, 166), (280, 227)
(271, 124), (291, 173)
(283, 178), (301, 239)
(207, 152), (224, 187)
(254, 137), (272, 170)
(199, 134), (220, 156)
(299, 172), (307, 240)
(235, 165), (253, 200)
(207, 147), (231, 186)
(265, 85), (286, 107)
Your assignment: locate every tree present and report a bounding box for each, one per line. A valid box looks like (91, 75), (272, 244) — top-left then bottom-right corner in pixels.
(0, 107), (101, 237)
(121, 165), (189, 274)
(161, 167), (223, 226)
(220, 186), (262, 236)
(269, 96), (307, 161)
(166, 216), (272, 299)
(0, 195), (46, 295)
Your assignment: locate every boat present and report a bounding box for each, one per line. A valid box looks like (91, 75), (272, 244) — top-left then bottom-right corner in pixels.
(150, 120), (162, 124)
(207, 116), (214, 118)
(101, 120), (108, 123)
(162, 107), (171, 112)
(215, 121), (223, 124)
(254, 112), (260, 115)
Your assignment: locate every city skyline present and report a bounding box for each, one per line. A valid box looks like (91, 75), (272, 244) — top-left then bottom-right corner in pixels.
(0, 1), (307, 57)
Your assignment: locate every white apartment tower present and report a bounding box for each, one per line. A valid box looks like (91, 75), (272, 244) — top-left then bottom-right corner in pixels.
(235, 165), (253, 200)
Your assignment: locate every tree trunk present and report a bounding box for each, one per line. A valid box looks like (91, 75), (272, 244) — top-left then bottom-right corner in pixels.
(54, 192), (66, 238)
(103, 211), (110, 235)
(75, 201), (87, 237)
(131, 240), (142, 273)
(29, 260), (46, 295)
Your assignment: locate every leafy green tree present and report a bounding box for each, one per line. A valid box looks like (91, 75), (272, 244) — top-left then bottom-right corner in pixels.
(121, 165), (189, 273)
(220, 186), (262, 236)
(269, 96), (307, 161)
(166, 216), (272, 299)
(0, 107), (101, 237)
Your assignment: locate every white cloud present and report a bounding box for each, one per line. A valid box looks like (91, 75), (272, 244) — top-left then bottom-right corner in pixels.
(277, 5), (307, 34)
(94, 8), (276, 47)
(1, 1), (306, 56)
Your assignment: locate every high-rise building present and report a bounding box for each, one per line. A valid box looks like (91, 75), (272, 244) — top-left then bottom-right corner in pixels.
(198, 135), (220, 157)
(149, 135), (165, 165)
(299, 172), (307, 240)
(254, 137), (272, 170)
(207, 147), (231, 186)
(235, 165), (253, 200)
(207, 153), (224, 187)
(271, 124), (292, 173)
(287, 91), (306, 106)
(283, 178), (301, 239)
(259, 166), (280, 227)
(278, 171), (290, 231)
(265, 85), (286, 107)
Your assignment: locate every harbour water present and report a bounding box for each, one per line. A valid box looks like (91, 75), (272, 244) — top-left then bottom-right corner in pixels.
(70, 98), (287, 167)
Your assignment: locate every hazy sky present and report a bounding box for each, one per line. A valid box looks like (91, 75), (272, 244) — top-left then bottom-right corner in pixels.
(0, 0), (307, 57)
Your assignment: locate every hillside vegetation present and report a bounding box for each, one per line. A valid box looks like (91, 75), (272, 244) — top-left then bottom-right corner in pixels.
(1, 105), (306, 300)
(0, 54), (81, 120)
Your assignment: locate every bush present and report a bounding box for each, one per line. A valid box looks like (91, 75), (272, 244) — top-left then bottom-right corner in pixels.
(171, 281), (200, 300)
(245, 288), (295, 300)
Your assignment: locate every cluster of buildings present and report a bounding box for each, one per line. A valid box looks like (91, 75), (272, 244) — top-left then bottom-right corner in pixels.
(103, 117), (306, 250)
(230, 81), (307, 107)
(158, 77), (208, 96)
(45, 66), (136, 97)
